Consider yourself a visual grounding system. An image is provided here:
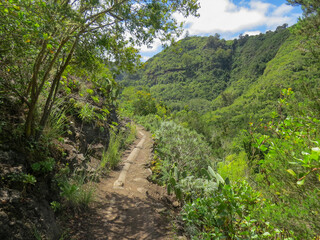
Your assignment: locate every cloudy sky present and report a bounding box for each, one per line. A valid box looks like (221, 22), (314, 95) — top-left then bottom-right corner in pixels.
(139, 0), (302, 61)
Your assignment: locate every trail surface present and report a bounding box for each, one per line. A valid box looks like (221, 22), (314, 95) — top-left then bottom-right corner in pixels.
(68, 127), (176, 240)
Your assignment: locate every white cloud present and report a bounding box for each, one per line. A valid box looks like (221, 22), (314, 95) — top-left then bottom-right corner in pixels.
(139, 0), (301, 61)
(272, 3), (293, 16)
(243, 30), (261, 36)
(175, 0), (297, 35)
(139, 39), (162, 53)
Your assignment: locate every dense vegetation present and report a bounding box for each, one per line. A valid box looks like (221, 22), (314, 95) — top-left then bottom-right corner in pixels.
(0, 0), (199, 239)
(119, 0), (320, 239)
(119, 24), (291, 112)
(1, 0), (320, 239)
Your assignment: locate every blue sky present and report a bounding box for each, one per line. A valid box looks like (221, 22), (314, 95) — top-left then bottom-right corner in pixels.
(139, 0), (302, 61)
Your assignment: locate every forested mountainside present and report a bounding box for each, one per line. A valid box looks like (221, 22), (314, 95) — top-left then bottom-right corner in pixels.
(1, 0), (320, 239)
(118, 24), (291, 112)
(119, 25), (317, 145)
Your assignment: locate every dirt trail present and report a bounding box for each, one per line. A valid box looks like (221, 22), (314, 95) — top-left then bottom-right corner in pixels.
(68, 127), (176, 240)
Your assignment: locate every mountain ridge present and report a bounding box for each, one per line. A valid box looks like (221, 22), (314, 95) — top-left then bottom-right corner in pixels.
(118, 26), (292, 115)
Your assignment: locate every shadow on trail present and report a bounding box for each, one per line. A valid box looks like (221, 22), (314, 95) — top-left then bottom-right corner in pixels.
(68, 192), (170, 240)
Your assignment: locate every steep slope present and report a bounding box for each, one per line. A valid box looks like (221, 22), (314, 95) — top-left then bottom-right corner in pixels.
(207, 34), (309, 135)
(118, 27), (291, 113)
(119, 35), (233, 111)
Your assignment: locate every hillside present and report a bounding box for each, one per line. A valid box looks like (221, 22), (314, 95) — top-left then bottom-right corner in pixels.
(118, 25), (320, 143)
(207, 33), (309, 136)
(118, 25), (291, 113)
(2, 0), (320, 238)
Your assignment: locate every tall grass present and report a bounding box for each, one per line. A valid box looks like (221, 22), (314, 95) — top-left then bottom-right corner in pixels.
(100, 130), (121, 170)
(56, 122), (136, 210)
(100, 122), (137, 170)
(59, 171), (95, 210)
(42, 98), (69, 142)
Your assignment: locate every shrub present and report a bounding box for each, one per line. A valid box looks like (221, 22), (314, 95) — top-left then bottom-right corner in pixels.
(245, 88), (320, 238)
(134, 114), (162, 132)
(154, 121), (213, 182)
(181, 180), (294, 239)
(217, 151), (248, 182)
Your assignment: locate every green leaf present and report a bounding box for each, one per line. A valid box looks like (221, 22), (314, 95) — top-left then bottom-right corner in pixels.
(174, 166), (179, 180)
(215, 172), (225, 185)
(169, 177), (176, 187)
(262, 232), (271, 237)
(297, 179), (305, 185)
(201, 168), (210, 179)
(207, 166), (216, 179)
(286, 169), (296, 177)
(225, 177), (230, 185)
(43, 33), (49, 40)
(260, 144), (268, 152)
(175, 187), (182, 201)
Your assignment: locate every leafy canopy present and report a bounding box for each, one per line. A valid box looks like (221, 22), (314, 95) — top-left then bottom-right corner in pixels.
(0, 0), (200, 139)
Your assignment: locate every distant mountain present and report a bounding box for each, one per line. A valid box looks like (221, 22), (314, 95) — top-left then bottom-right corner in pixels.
(118, 25), (291, 112)
(118, 25), (317, 138)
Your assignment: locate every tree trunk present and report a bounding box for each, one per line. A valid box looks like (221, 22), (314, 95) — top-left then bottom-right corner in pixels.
(24, 39), (68, 139)
(35, 37), (79, 140)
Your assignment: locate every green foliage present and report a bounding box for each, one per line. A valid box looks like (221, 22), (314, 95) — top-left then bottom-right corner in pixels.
(134, 114), (163, 132)
(19, 173), (37, 185)
(245, 88), (320, 238)
(120, 87), (162, 116)
(124, 122), (137, 147)
(100, 131), (122, 170)
(287, 0), (320, 65)
(181, 180), (290, 239)
(119, 35), (234, 111)
(50, 201), (61, 213)
(132, 90), (158, 116)
(31, 158), (55, 174)
(120, 87), (170, 132)
(41, 98), (69, 142)
(119, 28), (290, 114)
(154, 121), (212, 182)
(58, 171), (95, 211)
(0, 0), (200, 141)
(78, 103), (96, 123)
(100, 123), (137, 171)
(217, 151), (248, 182)
(166, 167), (293, 239)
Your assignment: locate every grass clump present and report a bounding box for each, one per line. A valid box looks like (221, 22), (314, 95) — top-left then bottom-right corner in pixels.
(100, 122), (137, 170)
(100, 131), (121, 170)
(58, 171), (95, 211)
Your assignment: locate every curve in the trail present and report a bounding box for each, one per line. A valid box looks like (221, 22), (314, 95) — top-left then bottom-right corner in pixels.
(113, 131), (146, 189)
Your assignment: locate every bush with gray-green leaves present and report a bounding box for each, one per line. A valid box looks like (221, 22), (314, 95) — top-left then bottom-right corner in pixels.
(154, 121), (213, 182)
